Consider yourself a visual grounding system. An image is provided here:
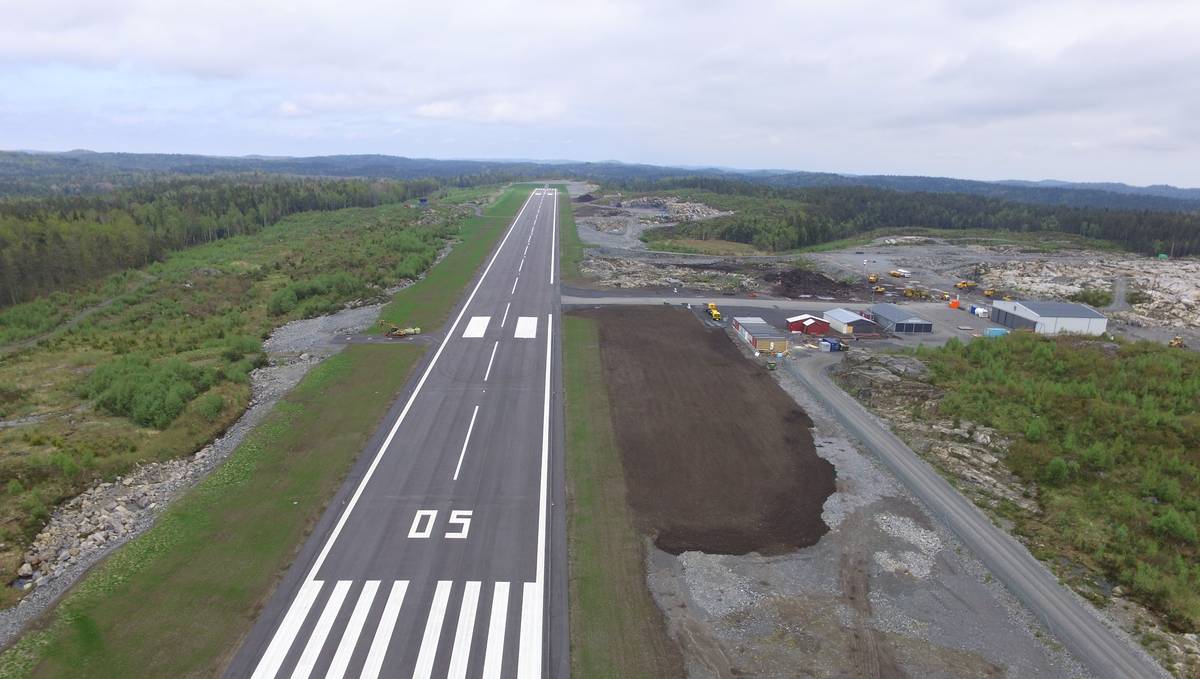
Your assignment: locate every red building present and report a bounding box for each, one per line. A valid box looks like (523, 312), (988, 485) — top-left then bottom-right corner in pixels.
(786, 314), (830, 335)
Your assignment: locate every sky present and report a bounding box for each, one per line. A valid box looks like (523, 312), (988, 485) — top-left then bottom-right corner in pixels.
(1, 0), (1198, 186)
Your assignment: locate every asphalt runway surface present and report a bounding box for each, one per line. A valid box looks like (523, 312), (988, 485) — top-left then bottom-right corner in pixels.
(226, 187), (568, 679)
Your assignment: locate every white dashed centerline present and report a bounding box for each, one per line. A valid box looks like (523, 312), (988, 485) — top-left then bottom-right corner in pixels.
(452, 405), (481, 481)
(500, 302), (511, 328)
(510, 277), (519, 295)
(484, 341), (498, 382)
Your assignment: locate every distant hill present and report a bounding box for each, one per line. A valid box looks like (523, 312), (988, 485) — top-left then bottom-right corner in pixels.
(2, 150), (1198, 213)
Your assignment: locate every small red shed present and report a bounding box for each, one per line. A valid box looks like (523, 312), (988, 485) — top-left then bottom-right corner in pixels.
(786, 314), (830, 335)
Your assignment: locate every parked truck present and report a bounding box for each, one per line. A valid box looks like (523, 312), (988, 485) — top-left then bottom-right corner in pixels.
(705, 303), (722, 321)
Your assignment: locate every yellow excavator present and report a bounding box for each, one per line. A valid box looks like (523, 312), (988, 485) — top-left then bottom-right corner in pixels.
(903, 287), (930, 299)
(872, 285), (887, 294)
(983, 289), (996, 298)
(1169, 335), (1188, 349)
(955, 280), (977, 290)
(380, 321), (421, 337)
(867, 273), (880, 284)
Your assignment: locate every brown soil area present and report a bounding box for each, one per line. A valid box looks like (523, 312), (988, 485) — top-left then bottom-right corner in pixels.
(764, 267), (859, 298)
(576, 306), (835, 555)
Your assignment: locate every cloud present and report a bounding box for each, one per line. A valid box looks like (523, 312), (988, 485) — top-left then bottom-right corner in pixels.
(0, 0), (1198, 184)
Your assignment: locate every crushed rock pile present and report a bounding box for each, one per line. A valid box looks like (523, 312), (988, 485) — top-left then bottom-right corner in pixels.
(624, 196), (733, 221)
(582, 256), (758, 292)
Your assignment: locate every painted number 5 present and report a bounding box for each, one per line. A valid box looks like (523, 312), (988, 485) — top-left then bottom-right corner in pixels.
(407, 509), (473, 540)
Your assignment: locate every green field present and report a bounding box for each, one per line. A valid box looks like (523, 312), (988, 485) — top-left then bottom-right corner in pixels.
(552, 185), (586, 285)
(562, 315), (683, 678)
(917, 334), (1200, 631)
(0, 344), (423, 678)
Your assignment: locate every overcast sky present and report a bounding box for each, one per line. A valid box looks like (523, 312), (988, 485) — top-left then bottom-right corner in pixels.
(2, 0), (1198, 186)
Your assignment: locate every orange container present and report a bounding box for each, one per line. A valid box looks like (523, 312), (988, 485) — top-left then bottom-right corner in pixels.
(948, 299), (961, 309)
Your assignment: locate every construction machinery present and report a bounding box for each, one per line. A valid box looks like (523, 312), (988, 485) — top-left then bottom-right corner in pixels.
(983, 288), (996, 298)
(888, 270), (905, 278)
(867, 273), (880, 284)
(955, 280), (978, 290)
(872, 285), (887, 294)
(705, 303), (722, 321)
(1169, 335), (1188, 348)
(380, 321), (421, 337)
(903, 287), (930, 299)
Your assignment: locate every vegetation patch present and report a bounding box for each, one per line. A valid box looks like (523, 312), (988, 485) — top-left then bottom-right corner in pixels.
(1068, 287), (1114, 308)
(554, 186), (586, 285)
(916, 334), (1200, 630)
(0, 344), (423, 679)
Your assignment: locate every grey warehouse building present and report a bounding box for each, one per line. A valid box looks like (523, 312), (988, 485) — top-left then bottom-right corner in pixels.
(867, 303), (933, 333)
(991, 300), (1108, 335)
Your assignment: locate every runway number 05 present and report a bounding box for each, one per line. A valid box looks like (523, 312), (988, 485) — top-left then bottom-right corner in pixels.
(407, 509), (473, 540)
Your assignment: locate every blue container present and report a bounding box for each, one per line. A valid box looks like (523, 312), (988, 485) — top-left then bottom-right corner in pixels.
(984, 327), (1010, 338)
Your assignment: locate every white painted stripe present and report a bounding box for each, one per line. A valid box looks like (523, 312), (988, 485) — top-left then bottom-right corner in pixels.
(514, 316), (537, 339)
(462, 316), (490, 338)
(550, 188), (557, 285)
(518, 258), (524, 273)
(446, 581), (481, 679)
(290, 580), (352, 679)
(360, 581), (408, 679)
(300, 188), (535, 584)
(452, 405), (481, 481)
(500, 302), (511, 328)
(251, 580), (324, 679)
(511, 277), (519, 295)
(484, 341), (499, 382)
(324, 580), (380, 679)
(481, 582), (509, 679)
(537, 313), (553, 582)
(412, 581), (454, 679)
(517, 582), (542, 679)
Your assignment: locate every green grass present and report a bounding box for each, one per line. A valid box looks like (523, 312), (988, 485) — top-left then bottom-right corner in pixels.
(379, 185), (533, 331)
(917, 333), (1200, 630)
(0, 343), (424, 678)
(552, 185), (586, 285)
(1069, 287), (1114, 308)
(563, 315), (683, 678)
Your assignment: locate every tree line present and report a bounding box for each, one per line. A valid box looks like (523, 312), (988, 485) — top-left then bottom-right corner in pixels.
(619, 177), (1200, 257)
(0, 176), (440, 306)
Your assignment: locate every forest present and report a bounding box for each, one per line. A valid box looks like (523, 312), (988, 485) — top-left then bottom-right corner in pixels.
(622, 177), (1200, 257)
(0, 176), (439, 306)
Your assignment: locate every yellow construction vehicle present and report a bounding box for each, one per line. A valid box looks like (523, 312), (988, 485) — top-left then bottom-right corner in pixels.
(867, 273), (880, 284)
(872, 285), (887, 294)
(705, 303), (722, 321)
(935, 291), (951, 301)
(889, 270), (904, 278)
(955, 280), (977, 290)
(1169, 335), (1187, 348)
(380, 321), (421, 337)
(983, 289), (996, 298)
(903, 287), (930, 299)
(1001, 294), (1014, 301)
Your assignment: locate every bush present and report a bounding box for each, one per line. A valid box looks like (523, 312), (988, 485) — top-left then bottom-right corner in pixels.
(1150, 509), (1198, 544)
(195, 393), (224, 422)
(82, 355), (212, 429)
(1126, 289), (1152, 305)
(1044, 456), (1072, 485)
(1068, 287), (1113, 308)
(267, 287), (298, 316)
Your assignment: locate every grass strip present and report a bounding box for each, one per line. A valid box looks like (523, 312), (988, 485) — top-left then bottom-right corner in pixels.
(562, 315), (683, 678)
(0, 344), (424, 678)
(380, 185), (533, 330)
(552, 185), (586, 285)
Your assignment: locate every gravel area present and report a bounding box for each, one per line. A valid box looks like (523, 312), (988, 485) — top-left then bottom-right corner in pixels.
(642, 346), (1091, 678)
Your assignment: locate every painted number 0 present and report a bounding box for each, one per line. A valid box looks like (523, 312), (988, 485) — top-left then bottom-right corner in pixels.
(407, 509), (473, 540)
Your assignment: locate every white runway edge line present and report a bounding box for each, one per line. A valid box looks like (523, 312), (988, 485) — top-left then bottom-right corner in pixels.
(550, 188), (557, 285)
(452, 405), (481, 481)
(249, 188), (538, 679)
(517, 312), (553, 678)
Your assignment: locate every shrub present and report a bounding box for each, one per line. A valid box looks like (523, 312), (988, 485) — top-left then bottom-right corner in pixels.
(1044, 456), (1072, 486)
(195, 393), (224, 422)
(82, 355), (212, 429)
(1125, 289), (1152, 305)
(1150, 509), (1198, 544)
(267, 287), (298, 316)
(1068, 288), (1113, 308)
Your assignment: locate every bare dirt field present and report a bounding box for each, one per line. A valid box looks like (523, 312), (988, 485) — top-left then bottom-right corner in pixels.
(579, 306), (835, 555)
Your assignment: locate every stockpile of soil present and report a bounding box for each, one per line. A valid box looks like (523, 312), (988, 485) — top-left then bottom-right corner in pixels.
(765, 268), (858, 298)
(577, 306), (834, 555)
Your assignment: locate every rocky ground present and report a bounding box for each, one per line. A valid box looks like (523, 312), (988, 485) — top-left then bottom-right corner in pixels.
(643, 343), (1089, 678)
(831, 350), (1200, 677)
(580, 256), (760, 292)
(979, 257), (1200, 330)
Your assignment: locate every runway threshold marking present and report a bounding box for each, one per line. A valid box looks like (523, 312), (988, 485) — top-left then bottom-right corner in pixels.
(412, 580), (453, 679)
(360, 581), (409, 679)
(481, 582), (509, 679)
(447, 581), (482, 679)
(463, 316), (490, 338)
(324, 580), (380, 679)
(514, 316), (537, 339)
(452, 404), (481, 481)
(290, 579), (351, 679)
